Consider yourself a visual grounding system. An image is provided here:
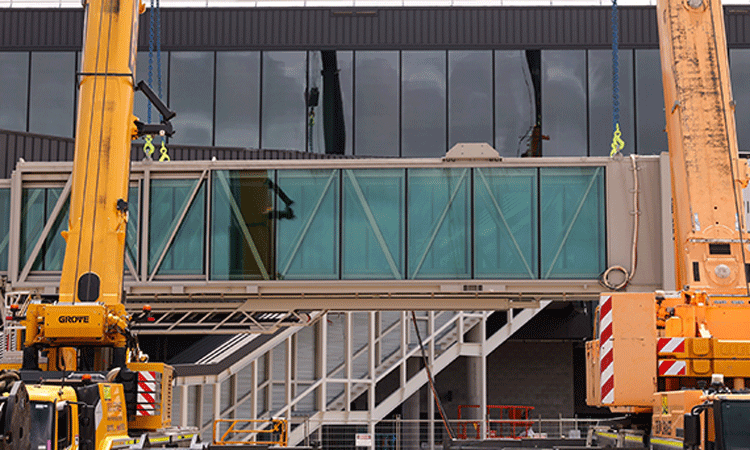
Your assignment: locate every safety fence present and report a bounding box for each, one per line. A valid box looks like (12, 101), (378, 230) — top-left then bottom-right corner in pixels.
(213, 418), (288, 446)
(285, 417), (602, 450)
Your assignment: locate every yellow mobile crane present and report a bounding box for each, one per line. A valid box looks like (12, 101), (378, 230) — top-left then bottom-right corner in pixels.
(586, 0), (750, 448)
(0, 0), (191, 447)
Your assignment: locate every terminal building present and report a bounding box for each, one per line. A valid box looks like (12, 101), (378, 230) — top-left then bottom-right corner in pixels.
(1, 1), (750, 447)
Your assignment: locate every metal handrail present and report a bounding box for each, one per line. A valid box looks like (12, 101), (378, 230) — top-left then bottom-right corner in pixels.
(213, 418), (288, 447)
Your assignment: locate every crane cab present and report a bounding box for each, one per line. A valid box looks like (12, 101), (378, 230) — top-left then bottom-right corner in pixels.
(26, 382), (131, 450)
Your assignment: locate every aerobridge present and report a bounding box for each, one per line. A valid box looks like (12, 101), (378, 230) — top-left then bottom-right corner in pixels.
(0, 152), (669, 333)
(0, 152), (674, 440)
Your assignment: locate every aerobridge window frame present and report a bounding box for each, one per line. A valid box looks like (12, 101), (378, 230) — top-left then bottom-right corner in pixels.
(8, 164), (607, 283)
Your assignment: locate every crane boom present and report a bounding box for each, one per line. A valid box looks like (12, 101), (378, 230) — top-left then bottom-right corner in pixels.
(658, 0), (749, 294)
(60, 0), (141, 307)
(17, 0), (145, 372)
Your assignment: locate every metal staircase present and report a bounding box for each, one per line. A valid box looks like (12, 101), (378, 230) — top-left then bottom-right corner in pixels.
(175, 303), (550, 443)
(285, 305), (549, 445)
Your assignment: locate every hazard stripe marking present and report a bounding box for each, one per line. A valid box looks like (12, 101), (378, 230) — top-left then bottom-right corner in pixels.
(138, 371), (157, 382)
(657, 338), (685, 354)
(136, 404), (154, 416)
(658, 360), (687, 376)
(599, 295), (615, 404)
(138, 392), (156, 404)
(138, 381), (157, 393)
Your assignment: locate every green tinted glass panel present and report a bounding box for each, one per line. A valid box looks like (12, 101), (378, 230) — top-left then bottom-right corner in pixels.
(21, 188), (69, 272)
(20, 188), (45, 271)
(211, 170), (274, 280)
(126, 185), (139, 271)
(342, 169), (404, 279)
(42, 188), (69, 271)
(540, 167), (605, 279)
(150, 179), (205, 275)
(408, 168), (470, 279)
(277, 170), (339, 280)
(474, 168), (537, 278)
(0, 189), (9, 271)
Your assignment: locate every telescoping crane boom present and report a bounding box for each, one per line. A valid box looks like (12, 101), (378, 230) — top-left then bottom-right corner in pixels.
(586, 0), (750, 448)
(0, 0), (188, 447)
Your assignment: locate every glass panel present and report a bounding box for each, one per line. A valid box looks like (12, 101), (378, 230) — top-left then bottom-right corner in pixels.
(0, 189), (9, 271)
(448, 51), (493, 149)
(126, 185), (139, 270)
(355, 51), (400, 157)
(215, 51), (260, 148)
(541, 50), (587, 156)
(42, 188), (69, 271)
(731, 49), (750, 153)
(588, 50), (635, 157)
(635, 49), (668, 155)
(29, 52), (75, 137)
(211, 170), (275, 280)
(277, 169), (339, 279)
(0, 52), (29, 131)
(20, 188), (69, 272)
(261, 52), (306, 152)
(169, 52), (214, 146)
(20, 189), (44, 272)
(308, 51), (353, 155)
(408, 168), (470, 279)
(474, 168), (537, 279)
(540, 167), (605, 279)
(149, 179), (205, 275)
(342, 169), (404, 279)
(402, 51), (446, 157)
(495, 50), (535, 158)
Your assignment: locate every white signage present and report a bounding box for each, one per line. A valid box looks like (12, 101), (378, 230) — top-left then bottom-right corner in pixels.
(355, 433), (373, 447)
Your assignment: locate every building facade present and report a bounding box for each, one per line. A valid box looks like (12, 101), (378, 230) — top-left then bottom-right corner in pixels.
(0, 3), (748, 444)
(2, 6), (750, 161)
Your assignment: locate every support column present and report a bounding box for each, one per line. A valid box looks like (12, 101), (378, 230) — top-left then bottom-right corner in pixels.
(345, 312), (352, 411)
(213, 382), (222, 439)
(180, 384), (189, 427)
(194, 385), (203, 430)
(286, 337), (293, 421)
(230, 374), (238, 419)
(251, 360), (258, 419)
(428, 312), (435, 450)
(404, 356), (421, 450)
(316, 317), (328, 414)
(466, 315), (487, 440)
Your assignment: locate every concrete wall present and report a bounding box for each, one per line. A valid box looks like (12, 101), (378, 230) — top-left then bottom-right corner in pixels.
(435, 342), (575, 419)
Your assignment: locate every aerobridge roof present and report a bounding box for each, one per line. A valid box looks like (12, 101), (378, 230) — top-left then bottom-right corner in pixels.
(0, 128), (354, 179)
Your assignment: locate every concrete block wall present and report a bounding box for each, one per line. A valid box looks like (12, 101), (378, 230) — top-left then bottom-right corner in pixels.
(435, 341), (574, 419)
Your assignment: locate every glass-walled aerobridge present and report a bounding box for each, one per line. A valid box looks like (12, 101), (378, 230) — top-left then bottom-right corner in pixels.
(5, 157), (607, 287)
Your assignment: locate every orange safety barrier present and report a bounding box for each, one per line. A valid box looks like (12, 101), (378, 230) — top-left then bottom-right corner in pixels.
(457, 405), (534, 440)
(213, 418), (288, 446)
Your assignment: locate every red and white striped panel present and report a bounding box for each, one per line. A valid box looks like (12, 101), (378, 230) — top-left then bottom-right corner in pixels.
(138, 392), (156, 405)
(657, 338), (685, 355)
(137, 371), (159, 416)
(138, 371), (158, 394)
(658, 360), (687, 376)
(599, 295), (614, 404)
(137, 403), (155, 416)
